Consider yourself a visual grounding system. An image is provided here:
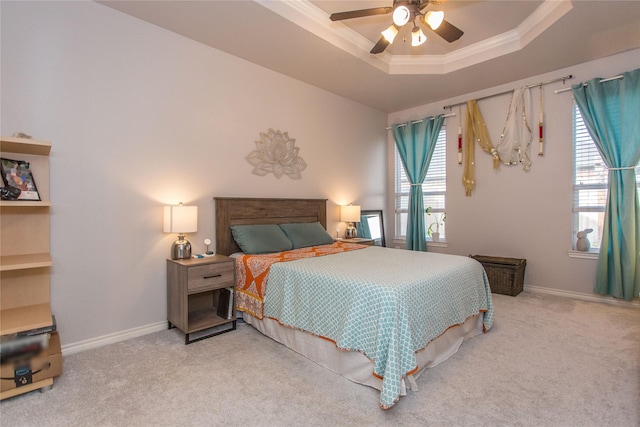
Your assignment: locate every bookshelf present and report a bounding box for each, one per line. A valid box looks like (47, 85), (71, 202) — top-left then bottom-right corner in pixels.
(0, 136), (61, 399)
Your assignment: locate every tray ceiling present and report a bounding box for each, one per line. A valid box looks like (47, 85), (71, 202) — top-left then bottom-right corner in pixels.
(98, 0), (640, 112)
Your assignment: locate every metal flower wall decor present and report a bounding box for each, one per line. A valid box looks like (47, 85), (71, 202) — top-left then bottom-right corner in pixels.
(246, 129), (307, 179)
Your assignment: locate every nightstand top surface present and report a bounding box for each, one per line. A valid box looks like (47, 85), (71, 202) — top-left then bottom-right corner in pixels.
(167, 255), (232, 266)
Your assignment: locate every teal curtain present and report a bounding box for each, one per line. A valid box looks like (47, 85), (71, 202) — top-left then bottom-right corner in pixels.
(392, 115), (444, 251)
(358, 215), (372, 239)
(572, 68), (640, 301)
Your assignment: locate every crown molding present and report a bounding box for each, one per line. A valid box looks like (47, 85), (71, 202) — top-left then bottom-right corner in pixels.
(255, 0), (390, 73)
(257, 0), (573, 75)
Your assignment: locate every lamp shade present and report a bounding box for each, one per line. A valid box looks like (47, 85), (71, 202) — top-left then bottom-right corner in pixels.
(411, 27), (426, 46)
(381, 25), (399, 43)
(392, 5), (411, 27)
(163, 204), (198, 234)
(340, 205), (361, 223)
(424, 11), (444, 30)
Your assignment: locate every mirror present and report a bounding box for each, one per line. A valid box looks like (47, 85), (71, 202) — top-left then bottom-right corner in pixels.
(358, 210), (385, 247)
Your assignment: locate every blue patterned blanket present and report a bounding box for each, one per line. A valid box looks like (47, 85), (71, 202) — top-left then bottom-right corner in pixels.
(263, 246), (494, 409)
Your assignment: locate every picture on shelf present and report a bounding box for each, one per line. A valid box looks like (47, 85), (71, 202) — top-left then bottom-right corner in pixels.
(0, 158), (40, 201)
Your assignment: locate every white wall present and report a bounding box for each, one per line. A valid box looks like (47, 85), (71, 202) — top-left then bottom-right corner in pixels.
(387, 48), (640, 297)
(1, 1), (387, 346)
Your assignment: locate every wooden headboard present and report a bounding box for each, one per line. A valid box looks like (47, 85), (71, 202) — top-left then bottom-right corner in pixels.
(214, 197), (328, 256)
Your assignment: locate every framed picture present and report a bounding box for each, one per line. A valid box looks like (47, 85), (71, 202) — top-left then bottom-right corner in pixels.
(0, 158), (41, 201)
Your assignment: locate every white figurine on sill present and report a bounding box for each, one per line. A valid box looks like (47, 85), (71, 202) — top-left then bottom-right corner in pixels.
(576, 228), (593, 252)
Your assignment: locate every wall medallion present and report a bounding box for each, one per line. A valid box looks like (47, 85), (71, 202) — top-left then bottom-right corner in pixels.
(246, 129), (307, 179)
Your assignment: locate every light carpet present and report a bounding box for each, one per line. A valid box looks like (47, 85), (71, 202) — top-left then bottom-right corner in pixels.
(0, 292), (638, 427)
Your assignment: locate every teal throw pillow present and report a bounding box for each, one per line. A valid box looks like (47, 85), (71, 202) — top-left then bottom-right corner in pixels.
(231, 224), (293, 254)
(279, 222), (334, 249)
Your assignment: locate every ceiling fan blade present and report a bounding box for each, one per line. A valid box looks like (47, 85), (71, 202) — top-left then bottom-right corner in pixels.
(330, 7), (393, 21)
(432, 19), (464, 42)
(419, 0), (433, 11)
(370, 36), (390, 54)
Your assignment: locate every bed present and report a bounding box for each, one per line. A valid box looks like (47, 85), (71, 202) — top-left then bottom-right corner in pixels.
(214, 197), (494, 409)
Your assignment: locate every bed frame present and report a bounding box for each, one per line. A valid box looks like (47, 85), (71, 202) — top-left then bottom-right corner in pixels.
(214, 197), (327, 256)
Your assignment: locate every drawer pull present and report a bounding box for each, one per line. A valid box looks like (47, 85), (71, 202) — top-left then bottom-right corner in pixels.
(203, 274), (222, 279)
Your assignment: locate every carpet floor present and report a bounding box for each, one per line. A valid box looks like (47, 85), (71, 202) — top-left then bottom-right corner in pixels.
(1, 292), (638, 427)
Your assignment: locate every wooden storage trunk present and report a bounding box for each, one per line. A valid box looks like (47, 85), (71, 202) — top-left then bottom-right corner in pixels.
(470, 255), (526, 296)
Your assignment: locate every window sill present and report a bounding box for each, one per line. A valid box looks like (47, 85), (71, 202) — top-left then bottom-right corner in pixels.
(391, 238), (448, 249)
(568, 250), (598, 260)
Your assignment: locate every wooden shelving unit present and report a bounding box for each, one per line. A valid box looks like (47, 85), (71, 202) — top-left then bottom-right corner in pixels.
(0, 136), (61, 399)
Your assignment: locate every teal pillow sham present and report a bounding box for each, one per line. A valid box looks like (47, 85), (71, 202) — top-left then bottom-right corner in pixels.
(279, 222), (334, 249)
(230, 224), (293, 254)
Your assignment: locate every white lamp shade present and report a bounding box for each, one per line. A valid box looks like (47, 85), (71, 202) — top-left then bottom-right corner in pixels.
(411, 27), (426, 46)
(392, 5), (411, 27)
(424, 11), (444, 30)
(341, 205), (361, 223)
(381, 25), (399, 43)
(163, 205), (198, 233)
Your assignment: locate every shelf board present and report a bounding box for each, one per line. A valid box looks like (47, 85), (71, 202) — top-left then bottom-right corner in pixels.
(187, 308), (235, 333)
(0, 200), (51, 207)
(0, 253), (52, 271)
(0, 136), (51, 156)
(0, 303), (52, 336)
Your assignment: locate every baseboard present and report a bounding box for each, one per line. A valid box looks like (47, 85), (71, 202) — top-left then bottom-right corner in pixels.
(525, 285), (639, 308)
(61, 321), (168, 356)
(59, 287), (637, 355)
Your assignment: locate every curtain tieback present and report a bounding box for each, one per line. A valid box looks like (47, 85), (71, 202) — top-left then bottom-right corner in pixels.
(607, 166), (638, 170)
(410, 183), (422, 186)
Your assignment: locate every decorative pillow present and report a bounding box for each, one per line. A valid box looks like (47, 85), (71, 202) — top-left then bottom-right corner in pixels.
(230, 224), (293, 254)
(279, 222), (334, 249)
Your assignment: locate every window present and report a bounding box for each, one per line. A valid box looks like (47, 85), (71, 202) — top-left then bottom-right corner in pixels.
(572, 104), (640, 249)
(394, 126), (446, 240)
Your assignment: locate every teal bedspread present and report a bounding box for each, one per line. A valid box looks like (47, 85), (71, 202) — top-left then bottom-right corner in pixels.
(263, 246), (494, 409)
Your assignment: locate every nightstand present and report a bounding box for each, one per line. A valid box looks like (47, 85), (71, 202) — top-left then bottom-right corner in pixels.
(167, 255), (236, 344)
(334, 237), (375, 246)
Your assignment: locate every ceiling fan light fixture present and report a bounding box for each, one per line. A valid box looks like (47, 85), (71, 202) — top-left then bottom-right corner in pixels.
(392, 5), (411, 27)
(411, 26), (426, 46)
(424, 10), (445, 30)
(381, 25), (399, 43)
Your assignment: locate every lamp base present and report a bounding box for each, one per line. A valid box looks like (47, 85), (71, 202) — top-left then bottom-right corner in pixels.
(345, 223), (357, 239)
(171, 238), (192, 260)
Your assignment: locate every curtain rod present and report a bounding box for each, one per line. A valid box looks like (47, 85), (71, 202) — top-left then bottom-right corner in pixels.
(554, 74), (624, 94)
(386, 112), (455, 130)
(441, 74), (573, 110)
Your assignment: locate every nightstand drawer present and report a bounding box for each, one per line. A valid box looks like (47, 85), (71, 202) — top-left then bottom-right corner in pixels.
(187, 262), (234, 291)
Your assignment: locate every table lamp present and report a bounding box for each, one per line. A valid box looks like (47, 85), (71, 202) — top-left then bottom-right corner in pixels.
(341, 204), (360, 239)
(164, 202), (198, 259)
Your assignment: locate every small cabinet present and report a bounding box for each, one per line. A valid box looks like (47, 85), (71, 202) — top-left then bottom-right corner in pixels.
(166, 255), (236, 344)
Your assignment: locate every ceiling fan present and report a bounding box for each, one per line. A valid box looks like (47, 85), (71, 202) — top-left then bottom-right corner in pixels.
(330, 0), (464, 54)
